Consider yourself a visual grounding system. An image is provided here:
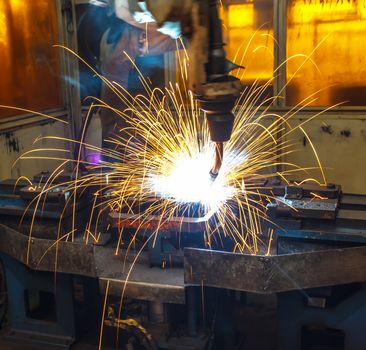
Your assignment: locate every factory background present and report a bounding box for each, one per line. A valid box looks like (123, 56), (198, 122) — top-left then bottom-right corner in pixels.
(1, 1), (366, 350)
(1, 0), (365, 194)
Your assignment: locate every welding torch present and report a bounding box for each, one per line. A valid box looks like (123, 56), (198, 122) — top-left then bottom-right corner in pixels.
(115, 0), (242, 178)
(196, 1), (242, 179)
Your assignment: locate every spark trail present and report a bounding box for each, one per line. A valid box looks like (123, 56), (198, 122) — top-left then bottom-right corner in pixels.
(18, 67), (329, 255)
(9, 32), (337, 350)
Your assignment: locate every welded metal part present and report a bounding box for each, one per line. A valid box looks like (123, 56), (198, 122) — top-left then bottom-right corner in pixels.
(184, 247), (366, 294)
(108, 210), (213, 233)
(209, 142), (223, 179)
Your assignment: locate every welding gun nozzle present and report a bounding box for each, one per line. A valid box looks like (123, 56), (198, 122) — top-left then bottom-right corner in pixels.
(209, 142), (223, 181)
(209, 169), (218, 180)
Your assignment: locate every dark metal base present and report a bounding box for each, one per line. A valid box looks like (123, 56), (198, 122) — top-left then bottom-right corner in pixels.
(278, 284), (366, 350)
(0, 253), (76, 349)
(2, 328), (73, 350)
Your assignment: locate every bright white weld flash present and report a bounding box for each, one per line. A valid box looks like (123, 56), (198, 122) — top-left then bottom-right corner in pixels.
(150, 148), (236, 210)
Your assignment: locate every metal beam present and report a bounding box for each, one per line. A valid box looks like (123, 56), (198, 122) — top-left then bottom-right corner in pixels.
(0, 224), (185, 303)
(184, 246), (366, 293)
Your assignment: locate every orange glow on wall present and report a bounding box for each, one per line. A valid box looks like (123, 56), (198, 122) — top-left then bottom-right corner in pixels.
(220, 1), (274, 87)
(228, 4), (254, 28)
(0, 0), (62, 118)
(287, 0), (366, 106)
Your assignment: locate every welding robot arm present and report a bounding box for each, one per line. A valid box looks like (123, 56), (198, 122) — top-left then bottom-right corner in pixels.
(120, 0), (242, 178)
(107, 0), (242, 177)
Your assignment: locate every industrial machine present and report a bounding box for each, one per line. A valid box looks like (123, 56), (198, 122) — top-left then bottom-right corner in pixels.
(115, 0), (242, 177)
(0, 1), (365, 350)
(0, 173), (366, 349)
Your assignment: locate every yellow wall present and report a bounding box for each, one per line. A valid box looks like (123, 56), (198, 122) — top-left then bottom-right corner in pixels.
(287, 0), (366, 106)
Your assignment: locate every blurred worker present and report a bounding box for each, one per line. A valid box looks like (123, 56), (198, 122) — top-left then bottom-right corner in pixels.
(97, 0), (178, 146)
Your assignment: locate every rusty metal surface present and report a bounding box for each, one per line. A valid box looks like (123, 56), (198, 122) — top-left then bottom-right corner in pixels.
(184, 246), (366, 293)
